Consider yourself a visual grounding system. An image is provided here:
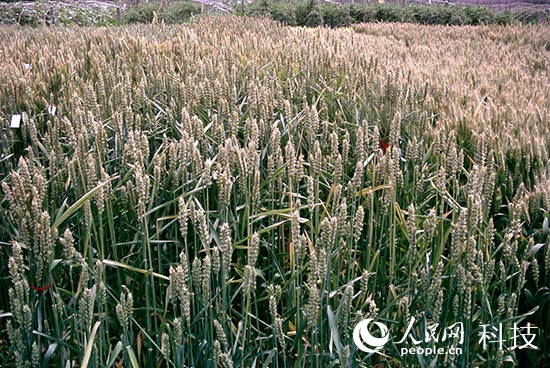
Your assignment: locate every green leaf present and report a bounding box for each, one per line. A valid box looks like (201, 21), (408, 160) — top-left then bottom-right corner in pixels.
(262, 349), (278, 368)
(127, 346), (140, 368)
(81, 321), (101, 368)
(43, 342), (58, 364)
(327, 305), (342, 356)
(102, 259), (169, 281)
(106, 341), (123, 367)
(51, 176), (118, 231)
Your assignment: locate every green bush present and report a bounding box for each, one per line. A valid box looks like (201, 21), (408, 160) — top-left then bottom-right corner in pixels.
(361, 5), (379, 23)
(374, 4), (404, 23)
(348, 3), (368, 23)
(121, 1), (201, 25)
(270, 3), (297, 26)
(249, 0), (297, 26)
(248, 0), (271, 17)
(294, 0), (318, 26)
(245, 1), (528, 27)
(305, 8), (324, 27)
(463, 5), (493, 25)
(320, 4), (353, 27)
(448, 12), (467, 26)
(121, 2), (162, 24)
(493, 10), (515, 25)
(162, 1), (202, 23)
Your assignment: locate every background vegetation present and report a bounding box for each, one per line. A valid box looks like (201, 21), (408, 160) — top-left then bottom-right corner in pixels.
(1, 0), (549, 26)
(248, 0), (523, 26)
(0, 16), (549, 368)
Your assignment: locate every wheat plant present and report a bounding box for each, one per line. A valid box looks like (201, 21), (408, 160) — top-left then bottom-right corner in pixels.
(0, 17), (549, 367)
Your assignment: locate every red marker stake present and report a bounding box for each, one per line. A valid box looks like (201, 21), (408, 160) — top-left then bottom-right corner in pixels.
(381, 138), (389, 154)
(31, 279), (55, 291)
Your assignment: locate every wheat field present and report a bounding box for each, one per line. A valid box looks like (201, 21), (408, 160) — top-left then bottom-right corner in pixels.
(0, 17), (549, 367)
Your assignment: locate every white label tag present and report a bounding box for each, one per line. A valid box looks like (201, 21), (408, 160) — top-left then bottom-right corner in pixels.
(10, 114), (22, 128)
(48, 104), (57, 115)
